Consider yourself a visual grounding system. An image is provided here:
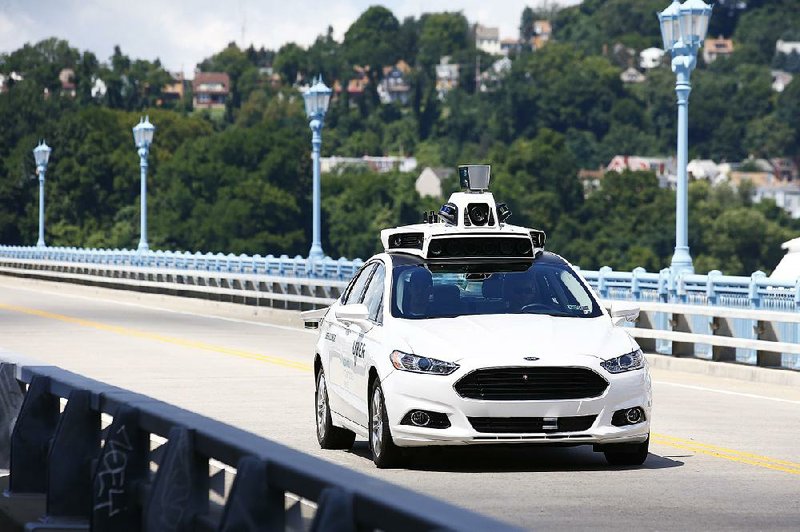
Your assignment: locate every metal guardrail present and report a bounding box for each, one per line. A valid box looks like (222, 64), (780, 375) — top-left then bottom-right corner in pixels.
(0, 245), (363, 280)
(0, 359), (516, 531)
(1, 245), (799, 370)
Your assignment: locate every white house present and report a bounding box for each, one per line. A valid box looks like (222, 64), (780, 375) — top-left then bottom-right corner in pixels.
(639, 47), (665, 69)
(415, 167), (454, 198)
(321, 156), (417, 175)
(475, 25), (501, 55)
(620, 67), (646, 84)
(687, 159), (721, 183)
(435, 56), (460, 100)
(772, 70), (794, 93)
(91, 77), (107, 99)
(776, 40), (800, 55)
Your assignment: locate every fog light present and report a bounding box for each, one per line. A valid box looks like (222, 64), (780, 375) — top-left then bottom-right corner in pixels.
(410, 411), (430, 427)
(625, 408), (642, 424)
(611, 407), (646, 427)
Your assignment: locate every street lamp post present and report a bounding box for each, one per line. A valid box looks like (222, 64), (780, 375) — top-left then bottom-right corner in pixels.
(659, 0), (712, 275)
(32, 140), (52, 248)
(132, 116), (156, 252)
(302, 76), (332, 261)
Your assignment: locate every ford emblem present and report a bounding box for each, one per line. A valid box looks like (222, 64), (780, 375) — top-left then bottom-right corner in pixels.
(524, 356), (539, 361)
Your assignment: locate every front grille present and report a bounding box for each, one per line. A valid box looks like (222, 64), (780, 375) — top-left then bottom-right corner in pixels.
(469, 415), (597, 434)
(454, 367), (608, 401)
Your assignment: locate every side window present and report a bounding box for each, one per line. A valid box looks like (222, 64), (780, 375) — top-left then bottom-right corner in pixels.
(362, 263), (386, 324)
(342, 264), (376, 305)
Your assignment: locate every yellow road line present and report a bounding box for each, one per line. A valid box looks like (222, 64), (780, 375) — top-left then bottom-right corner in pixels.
(3, 302), (799, 475)
(652, 433), (800, 476)
(0, 303), (312, 372)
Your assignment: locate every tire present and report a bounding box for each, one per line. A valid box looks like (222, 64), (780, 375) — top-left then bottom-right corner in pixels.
(315, 369), (355, 450)
(369, 380), (403, 468)
(603, 436), (650, 466)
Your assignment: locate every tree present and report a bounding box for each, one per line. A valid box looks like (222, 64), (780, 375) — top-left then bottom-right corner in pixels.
(520, 7), (535, 42)
(744, 115), (793, 158)
(343, 6), (401, 72)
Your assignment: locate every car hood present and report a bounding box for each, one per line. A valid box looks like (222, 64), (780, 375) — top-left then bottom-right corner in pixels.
(390, 314), (637, 364)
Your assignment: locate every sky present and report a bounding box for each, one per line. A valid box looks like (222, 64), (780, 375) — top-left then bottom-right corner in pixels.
(0, 0), (581, 76)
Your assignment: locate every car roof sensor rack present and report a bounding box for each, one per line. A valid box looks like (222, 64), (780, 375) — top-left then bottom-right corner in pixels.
(381, 164), (546, 260)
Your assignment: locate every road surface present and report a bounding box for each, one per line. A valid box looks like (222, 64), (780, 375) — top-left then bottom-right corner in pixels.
(0, 276), (798, 530)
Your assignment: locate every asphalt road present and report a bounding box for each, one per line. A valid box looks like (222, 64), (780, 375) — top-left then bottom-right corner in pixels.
(1, 276), (798, 530)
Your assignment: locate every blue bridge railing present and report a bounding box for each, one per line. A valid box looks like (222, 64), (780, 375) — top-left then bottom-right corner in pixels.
(0, 245), (363, 280)
(3, 245), (797, 311)
(1, 245), (799, 370)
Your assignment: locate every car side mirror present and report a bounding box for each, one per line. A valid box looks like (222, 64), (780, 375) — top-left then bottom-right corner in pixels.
(610, 303), (639, 326)
(335, 303), (372, 329)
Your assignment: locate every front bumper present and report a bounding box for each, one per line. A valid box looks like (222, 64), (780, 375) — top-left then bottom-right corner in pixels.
(381, 363), (652, 447)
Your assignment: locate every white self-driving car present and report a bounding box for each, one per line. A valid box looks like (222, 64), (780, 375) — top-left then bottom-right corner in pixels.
(306, 165), (651, 468)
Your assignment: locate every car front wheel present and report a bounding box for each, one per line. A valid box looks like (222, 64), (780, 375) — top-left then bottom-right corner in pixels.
(603, 435), (650, 466)
(315, 369), (355, 450)
(369, 380), (402, 468)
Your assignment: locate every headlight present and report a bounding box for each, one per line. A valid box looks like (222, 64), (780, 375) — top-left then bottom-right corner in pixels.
(390, 350), (459, 375)
(601, 348), (645, 374)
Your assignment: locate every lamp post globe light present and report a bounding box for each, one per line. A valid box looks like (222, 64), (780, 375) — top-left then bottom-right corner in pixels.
(303, 76), (332, 261)
(32, 140), (52, 248)
(132, 116), (156, 252)
(659, 0), (712, 275)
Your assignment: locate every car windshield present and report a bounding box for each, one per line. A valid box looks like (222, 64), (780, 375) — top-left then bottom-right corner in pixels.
(391, 255), (602, 320)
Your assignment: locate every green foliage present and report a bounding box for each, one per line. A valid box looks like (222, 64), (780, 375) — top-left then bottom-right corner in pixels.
(344, 6), (401, 71)
(1, 0), (798, 276)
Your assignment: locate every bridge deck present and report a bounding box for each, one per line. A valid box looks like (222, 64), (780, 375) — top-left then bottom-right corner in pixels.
(1, 276), (798, 530)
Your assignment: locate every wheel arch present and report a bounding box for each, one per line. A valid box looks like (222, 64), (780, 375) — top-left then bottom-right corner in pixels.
(314, 353), (322, 377)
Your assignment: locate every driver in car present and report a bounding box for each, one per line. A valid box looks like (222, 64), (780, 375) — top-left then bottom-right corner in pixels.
(405, 268), (433, 317)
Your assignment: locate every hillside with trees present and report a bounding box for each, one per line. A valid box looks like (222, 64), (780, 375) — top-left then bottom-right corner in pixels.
(1, 0), (798, 274)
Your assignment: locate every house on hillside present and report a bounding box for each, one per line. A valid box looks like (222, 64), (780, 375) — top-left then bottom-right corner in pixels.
(772, 70), (794, 93)
(776, 40), (800, 55)
(475, 25), (500, 55)
(687, 159), (721, 183)
(321, 155), (417, 174)
(620, 67), (646, 84)
(479, 57), (512, 92)
(703, 37), (734, 64)
(639, 47), (665, 69)
(378, 61), (411, 105)
(532, 20), (552, 50)
(416, 167), (454, 198)
(577, 167), (606, 196)
(435, 56), (459, 100)
(501, 38), (521, 56)
(59, 68), (76, 98)
(771, 158), (799, 181)
(607, 155), (676, 188)
(334, 66), (370, 98)
(162, 72), (185, 104)
(193, 72), (230, 109)
(91, 77), (107, 99)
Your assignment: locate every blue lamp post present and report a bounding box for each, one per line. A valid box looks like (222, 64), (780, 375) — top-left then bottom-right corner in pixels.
(132, 116), (155, 252)
(659, 0), (712, 274)
(32, 140), (52, 248)
(303, 76), (332, 260)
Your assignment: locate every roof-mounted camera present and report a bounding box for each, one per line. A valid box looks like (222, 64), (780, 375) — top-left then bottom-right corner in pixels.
(381, 162), (546, 260)
(458, 165), (491, 192)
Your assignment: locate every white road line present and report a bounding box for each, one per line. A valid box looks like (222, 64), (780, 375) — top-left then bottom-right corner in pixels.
(0, 282), (318, 335)
(654, 380), (800, 405)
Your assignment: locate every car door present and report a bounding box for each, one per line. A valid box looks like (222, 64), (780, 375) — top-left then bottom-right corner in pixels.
(327, 262), (375, 422)
(345, 261), (386, 427)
